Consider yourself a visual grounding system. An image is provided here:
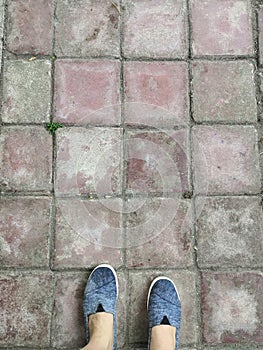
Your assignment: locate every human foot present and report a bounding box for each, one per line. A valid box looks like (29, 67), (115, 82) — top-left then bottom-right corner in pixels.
(83, 264), (118, 350)
(147, 277), (181, 350)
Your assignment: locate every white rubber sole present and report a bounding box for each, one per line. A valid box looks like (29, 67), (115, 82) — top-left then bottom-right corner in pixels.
(88, 263), (119, 297)
(147, 276), (181, 310)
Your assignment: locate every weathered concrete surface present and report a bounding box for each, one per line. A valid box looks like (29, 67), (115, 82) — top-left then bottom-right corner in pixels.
(0, 0), (262, 349)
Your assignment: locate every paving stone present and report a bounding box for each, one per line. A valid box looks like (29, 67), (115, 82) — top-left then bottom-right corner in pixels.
(259, 7), (263, 65)
(0, 197), (51, 267)
(52, 271), (127, 348)
(122, 0), (188, 58)
(124, 61), (189, 127)
(2, 60), (52, 123)
(0, 272), (53, 346)
(0, 0), (4, 37)
(6, 0), (53, 54)
(128, 270), (198, 345)
(203, 346), (263, 350)
(192, 61), (257, 122)
(202, 272), (263, 344)
(192, 126), (261, 194)
(51, 272), (87, 348)
(190, 0), (254, 56)
(126, 129), (190, 194)
(55, 0), (120, 57)
(55, 127), (122, 195)
(0, 0), (4, 67)
(126, 198), (193, 267)
(195, 196), (263, 268)
(54, 198), (123, 268)
(0, 126), (52, 192)
(54, 60), (121, 125)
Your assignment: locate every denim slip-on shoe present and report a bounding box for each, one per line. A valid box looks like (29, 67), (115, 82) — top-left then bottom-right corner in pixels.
(147, 276), (181, 350)
(83, 264), (118, 350)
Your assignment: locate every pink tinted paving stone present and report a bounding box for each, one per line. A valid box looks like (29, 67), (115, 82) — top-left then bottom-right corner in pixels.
(54, 198), (123, 268)
(190, 0), (254, 56)
(54, 60), (120, 125)
(0, 127), (52, 192)
(124, 61), (189, 127)
(195, 196), (263, 268)
(52, 271), (127, 348)
(6, 0), (52, 54)
(2, 60), (51, 123)
(55, 0), (120, 57)
(51, 272), (87, 348)
(122, 0), (188, 58)
(0, 197), (51, 267)
(0, 272), (53, 346)
(126, 198), (193, 266)
(128, 270), (198, 344)
(126, 129), (190, 194)
(56, 127), (122, 195)
(192, 61), (257, 123)
(202, 272), (263, 344)
(192, 126), (261, 194)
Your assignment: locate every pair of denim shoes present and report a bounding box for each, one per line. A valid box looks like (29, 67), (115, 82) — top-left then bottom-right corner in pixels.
(83, 264), (181, 350)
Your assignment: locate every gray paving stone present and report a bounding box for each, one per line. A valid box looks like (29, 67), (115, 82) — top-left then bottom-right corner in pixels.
(2, 60), (51, 123)
(52, 271), (127, 348)
(195, 196), (263, 268)
(0, 126), (52, 192)
(128, 270), (198, 345)
(0, 272), (53, 347)
(202, 272), (263, 344)
(192, 61), (257, 123)
(55, 0), (120, 57)
(122, 0), (188, 58)
(192, 125), (261, 194)
(0, 0), (4, 67)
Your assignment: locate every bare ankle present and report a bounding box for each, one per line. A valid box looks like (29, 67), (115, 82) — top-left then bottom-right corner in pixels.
(82, 313), (113, 350)
(150, 325), (176, 350)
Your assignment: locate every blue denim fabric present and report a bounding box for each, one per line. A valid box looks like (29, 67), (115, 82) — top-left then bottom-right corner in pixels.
(83, 265), (118, 350)
(148, 278), (181, 350)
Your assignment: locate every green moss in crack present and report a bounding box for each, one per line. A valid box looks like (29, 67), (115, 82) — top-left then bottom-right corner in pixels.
(45, 122), (63, 135)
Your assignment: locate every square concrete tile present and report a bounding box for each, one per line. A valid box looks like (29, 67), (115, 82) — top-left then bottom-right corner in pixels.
(126, 198), (193, 268)
(202, 272), (263, 344)
(195, 196), (263, 268)
(55, 0), (120, 57)
(0, 0), (3, 72)
(55, 127), (122, 196)
(128, 270), (198, 345)
(0, 272), (53, 346)
(190, 0), (254, 56)
(6, 0), (53, 54)
(192, 61), (257, 122)
(203, 347), (263, 350)
(51, 272), (87, 348)
(126, 129), (190, 194)
(0, 126), (52, 192)
(0, 0), (4, 42)
(54, 198), (123, 268)
(52, 271), (127, 348)
(0, 197), (51, 267)
(54, 60), (121, 125)
(122, 0), (188, 58)
(192, 126), (261, 194)
(2, 60), (51, 123)
(124, 61), (189, 127)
